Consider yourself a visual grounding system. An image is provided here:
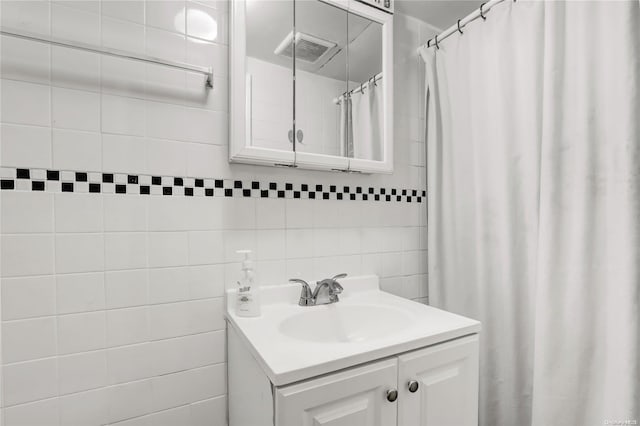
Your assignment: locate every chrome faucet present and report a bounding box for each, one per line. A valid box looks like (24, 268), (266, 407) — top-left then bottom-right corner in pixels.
(289, 273), (347, 306)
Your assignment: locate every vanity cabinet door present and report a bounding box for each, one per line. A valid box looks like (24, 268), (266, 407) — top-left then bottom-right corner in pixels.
(275, 358), (398, 426)
(397, 334), (479, 426)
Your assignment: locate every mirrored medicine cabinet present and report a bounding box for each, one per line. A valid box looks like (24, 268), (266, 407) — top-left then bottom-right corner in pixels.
(230, 0), (394, 173)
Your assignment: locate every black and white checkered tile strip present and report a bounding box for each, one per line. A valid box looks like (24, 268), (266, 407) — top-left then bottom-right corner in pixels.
(0, 167), (426, 203)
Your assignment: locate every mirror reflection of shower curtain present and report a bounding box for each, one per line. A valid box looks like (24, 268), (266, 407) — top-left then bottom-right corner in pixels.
(347, 80), (384, 161)
(339, 96), (354, 157)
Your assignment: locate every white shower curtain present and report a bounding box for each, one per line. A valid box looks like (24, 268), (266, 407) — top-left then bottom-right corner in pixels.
(351, 80), (384, 161)
(339, 95), (354, 157)
(421, 1), (639, 425)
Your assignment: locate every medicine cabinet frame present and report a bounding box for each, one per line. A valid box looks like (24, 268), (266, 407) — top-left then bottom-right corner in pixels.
(230, 0), (394, 173)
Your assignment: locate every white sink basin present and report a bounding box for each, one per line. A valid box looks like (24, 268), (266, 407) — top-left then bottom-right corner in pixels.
(278, 304), (413, 343)
(226, 275), (481, 386)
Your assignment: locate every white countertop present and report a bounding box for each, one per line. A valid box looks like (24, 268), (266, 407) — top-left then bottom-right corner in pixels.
(225, 275), (481, 386)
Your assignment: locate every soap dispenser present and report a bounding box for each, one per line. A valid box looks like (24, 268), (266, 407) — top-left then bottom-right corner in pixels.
(235, 250), (261, 317)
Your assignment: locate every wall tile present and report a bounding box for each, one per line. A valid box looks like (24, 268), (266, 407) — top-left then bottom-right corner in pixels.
(255, 198), (285, 230)
(103, 195), (148, 232)
(147, 232), (188, 268)
(107, 343), (151, 385)
(4, 398), (60, 426)
(101, 56), (146, 98)
(2, 317), (57, 363)
(106, 307), (149, 347)
(1, 80), (51, 126)
(285, 229), (314, 259)
(145, 101), (186, 141)
(52, 87), (100, 131)
(57, 311), (106, 354)
(256, 229), (286, 261)
(221, 198), (255, 230)
(183, 108), (225, 144)
(51, 129), (102, 171)
(147, 196), (189, 232)
(0, 35), (51, 85)
(51, 3), (100, 46)
(54, 193), (103, 233)
(101, 94), (146, 137)
(146, 1), (186, 34)
(148, 267), (190, 304)
(188, 264), (224, 299)
(0, 124), (52, 168)
(58, 350), (108, 395)
(105, 269), (149, 309)
(1, 276), (56, 320)
(3, 357), (57, 406)
(186, 2), (220, 42)
(187, 197), (223, 230)
(55, 233), (104, 274)
(187, 231), (224, 265)
(186, 37), (227, 74)
(148, 302), (189, 341)
(52, 46), (101, 92)
(58, 388), (107, 426)
(101, 16), (145, 54)
(145, 63), (187, 105)
(145, 138), (188, 176)
(104, 233), (148, 270)
(53, 1), (100, 14)
(149, 335), (191, 376)
(146, 27), (186, 64)
(0, 1), (51, 35)
(145, 405), (190, 426)
(151, 365), (223, 412)
(56, 272), (105, 314)
(148, 331), (224, 376)
(1, 191), (53, 233)
(1, 234), (54, 277)
(185, 142), (218, 178)
(106, 379), (152, 424)
(190, 396), (226, 426)
(101, 0), (144, 23)
(102, 135), (148, 175)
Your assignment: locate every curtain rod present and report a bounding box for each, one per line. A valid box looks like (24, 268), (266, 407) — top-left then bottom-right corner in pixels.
(333, 72), (383, 104)
(416, 0), (508, 53)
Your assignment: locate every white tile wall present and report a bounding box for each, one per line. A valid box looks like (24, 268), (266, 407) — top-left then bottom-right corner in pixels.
(0, 1), (432, 424)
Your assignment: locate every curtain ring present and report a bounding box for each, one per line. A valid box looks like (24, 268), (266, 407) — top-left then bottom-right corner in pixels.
(372, 76), (377, 86)
(427, 38), (432, 48)
(434, 34), (440, 50)
(360, 83), (364, 94)
(479, 2), (487, 20)
(457, 19), (464, 34)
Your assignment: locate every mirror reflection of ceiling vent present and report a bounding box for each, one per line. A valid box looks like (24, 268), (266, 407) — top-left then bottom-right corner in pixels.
(274, 31), (337, 64)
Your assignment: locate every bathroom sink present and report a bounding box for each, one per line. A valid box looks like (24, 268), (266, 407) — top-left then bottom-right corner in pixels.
(226, 275), (481, 385)
(278, 304), (413, 343)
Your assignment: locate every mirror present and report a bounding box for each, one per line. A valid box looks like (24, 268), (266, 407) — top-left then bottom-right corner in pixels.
(347, 11), (384, 162)
(294, 0), (348, 158)
(230, 0), (393, 173)
(245, 0), (294, 153)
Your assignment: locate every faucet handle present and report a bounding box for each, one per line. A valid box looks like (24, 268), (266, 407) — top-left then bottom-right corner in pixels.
(331, 273), (347, 281)
(289, 278), (313, 306)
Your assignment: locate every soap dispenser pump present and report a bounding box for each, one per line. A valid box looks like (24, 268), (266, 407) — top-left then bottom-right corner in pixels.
(235, 250), (261, 317)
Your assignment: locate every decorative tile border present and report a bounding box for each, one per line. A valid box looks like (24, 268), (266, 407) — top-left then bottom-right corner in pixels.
(0, 167), (426, 203)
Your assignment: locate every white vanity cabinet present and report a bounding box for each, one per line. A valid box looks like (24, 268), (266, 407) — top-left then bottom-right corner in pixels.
(226, 276), (481, 426)
(397, 335), (479, 426)
(229, 326), (479, 426)
(275, 358), (398, 426)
